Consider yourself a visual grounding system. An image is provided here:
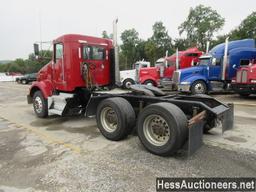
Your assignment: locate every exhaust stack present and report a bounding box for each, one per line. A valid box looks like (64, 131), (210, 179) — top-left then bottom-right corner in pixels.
(222, 37), (229, 80)
(206, 41), (210, 54)
(113, 18), (121, 86)
(175, 48), (179, 70)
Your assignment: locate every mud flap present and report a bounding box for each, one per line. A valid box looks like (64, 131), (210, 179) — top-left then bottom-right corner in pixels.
(186, 111), (205, 156)
(188, 121), (204, 156)
(222, 103), (234, 133)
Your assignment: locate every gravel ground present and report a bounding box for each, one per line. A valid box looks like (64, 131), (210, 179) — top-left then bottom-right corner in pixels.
(0, 82), (256, 192)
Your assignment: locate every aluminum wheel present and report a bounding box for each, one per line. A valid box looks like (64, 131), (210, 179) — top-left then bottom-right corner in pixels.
(100, 106), (118, 133)
(125, 81), (132, 89)
(34, 96), (43, 114)
(143, 114), (170, 146)
(194, 82), (205, 94)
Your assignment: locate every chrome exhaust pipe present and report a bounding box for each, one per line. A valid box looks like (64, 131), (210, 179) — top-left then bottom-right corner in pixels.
(222, 37), (229, 80)
(113, 18), (121, 86)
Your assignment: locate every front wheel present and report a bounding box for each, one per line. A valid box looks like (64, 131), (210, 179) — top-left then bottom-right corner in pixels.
(123, 79), (135, 89)
(32, 91), (48, 118)
(191, 80), (207, 94)
(137, 103), (187, 156)
(143, 80), (155, 86)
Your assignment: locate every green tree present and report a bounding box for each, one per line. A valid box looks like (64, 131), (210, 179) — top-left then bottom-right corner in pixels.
(102, 30), (113, 39)
(120, 28), (139, 69)
(151, 21), (172, 58)
(229, 11), (256, 40)
(145, 40), (158, 65)
(179, 4), (225, 50)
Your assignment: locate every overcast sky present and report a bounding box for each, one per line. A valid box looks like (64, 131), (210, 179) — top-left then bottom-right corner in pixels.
(0, 0), (255, 60)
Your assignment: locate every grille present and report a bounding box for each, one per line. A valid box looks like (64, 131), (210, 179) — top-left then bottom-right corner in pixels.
(236, 71), (242, 83)
(236, 70), (247, 83)
(241, 70), (247, 83)
(172, 71), (180, 84)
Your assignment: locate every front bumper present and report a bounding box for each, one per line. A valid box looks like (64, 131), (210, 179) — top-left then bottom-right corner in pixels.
(177, 84), (191, 92)
(231, 83), (256, 94)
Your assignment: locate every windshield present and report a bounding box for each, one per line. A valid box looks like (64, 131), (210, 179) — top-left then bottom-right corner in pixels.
(199, 58), (211, 66)
(155, 62), (164, 67)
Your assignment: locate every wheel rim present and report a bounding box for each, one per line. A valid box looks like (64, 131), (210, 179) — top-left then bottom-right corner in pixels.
(146, 81), (153, 86)
(125, 81), (132, 88)
(143, 114), (170, 146)
(34, 96), (43, 114)
(194, 83), (205, 94)
(100, 106), (118, 133)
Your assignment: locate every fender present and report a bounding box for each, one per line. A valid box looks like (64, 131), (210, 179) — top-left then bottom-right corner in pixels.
(139, 75), (157, 85)
(29, 80), (54, 99)
(181, 73), (208, 85)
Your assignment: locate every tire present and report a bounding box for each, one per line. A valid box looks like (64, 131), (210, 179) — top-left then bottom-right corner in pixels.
(137, 102), (187, 156)
(143, 80), (155, 86)
(96, 97), (136, 141)
(191, 80), (207, 95)
(239, 93), (250, 97)
(32, 91), (48, 118)
(21, 79), (27, 84)
(123, 79), (135, 89)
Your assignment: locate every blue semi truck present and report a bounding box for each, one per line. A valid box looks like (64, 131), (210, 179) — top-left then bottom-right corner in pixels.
(173, 38), (256, 94)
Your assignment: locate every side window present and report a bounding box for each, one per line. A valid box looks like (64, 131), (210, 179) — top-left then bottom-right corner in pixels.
(240, 59), (250, 66)
(83, 46), (105, 60)
(186, 53), (198, 57)
(55, 44), (63, 61)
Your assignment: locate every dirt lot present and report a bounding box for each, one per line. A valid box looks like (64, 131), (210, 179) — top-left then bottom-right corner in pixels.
(0, 82), (256, 192)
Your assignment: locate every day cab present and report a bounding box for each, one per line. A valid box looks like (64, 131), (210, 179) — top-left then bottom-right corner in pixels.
(138, 47), (202, 87)
(231, 60), (256, 97)
(27, 33), (234, 157)
(174, 39), (256, 94)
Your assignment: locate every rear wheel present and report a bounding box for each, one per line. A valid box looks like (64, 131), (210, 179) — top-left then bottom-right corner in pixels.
(137, 103), (187, 156)
(191, 80), (207, 94)
(123, 79), (135, 89)
(239, 93), (250, 97)
(32, 91), (48, 118)
(96, 97), (136, 141)
(21, 79), (27, 84)
(143, 80), (155, 86)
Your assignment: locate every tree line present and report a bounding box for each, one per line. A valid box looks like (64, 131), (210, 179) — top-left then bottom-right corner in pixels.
(0, 4), (255, 73)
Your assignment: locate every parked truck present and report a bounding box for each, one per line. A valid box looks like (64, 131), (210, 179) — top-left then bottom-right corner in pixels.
(120, 60), (150, 89)
(27, 26), (233, 156)
(138, 48), (203, 87)
(174, 38), (256, 94)
(231, 60), (256, 97)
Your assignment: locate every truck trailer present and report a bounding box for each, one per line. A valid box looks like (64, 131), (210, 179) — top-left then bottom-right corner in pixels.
(27, 29), (233, 156)
(174, 39), (256, 94)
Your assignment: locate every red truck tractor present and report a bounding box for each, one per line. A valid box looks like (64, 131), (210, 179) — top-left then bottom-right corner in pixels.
(231, 60), (256, 97)
(138, 48), (203, 87)
(27, 27), (233, 156)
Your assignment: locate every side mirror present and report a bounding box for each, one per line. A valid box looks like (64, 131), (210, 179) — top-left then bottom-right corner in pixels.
(34, 44), (39, 56)
(232, 64), (237, 69)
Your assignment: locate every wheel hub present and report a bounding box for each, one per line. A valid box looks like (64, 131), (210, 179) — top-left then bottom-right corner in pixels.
(100, 107), (118, 133)
(34, 96), (43, 114)
(143, 115), (170, 146)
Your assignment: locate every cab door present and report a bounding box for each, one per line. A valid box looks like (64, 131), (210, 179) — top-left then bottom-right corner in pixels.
(208, 58), (222, 80)
(53, 43), (65, 89)
(82, 45), (110, 87)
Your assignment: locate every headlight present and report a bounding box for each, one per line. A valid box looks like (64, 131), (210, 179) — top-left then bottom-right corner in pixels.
(250, 80), (256, 83)
(231, 79), (236, 83)
(180, 81), (190, 85)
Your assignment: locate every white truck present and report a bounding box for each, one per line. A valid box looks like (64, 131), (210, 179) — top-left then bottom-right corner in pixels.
(120, 61), (150, 88)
